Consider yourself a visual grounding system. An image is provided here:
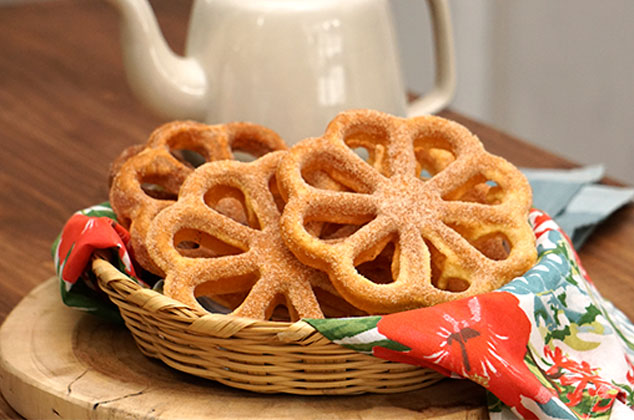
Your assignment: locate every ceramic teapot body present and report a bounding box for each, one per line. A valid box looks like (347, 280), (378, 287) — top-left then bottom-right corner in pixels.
(109, 0), (455, 144)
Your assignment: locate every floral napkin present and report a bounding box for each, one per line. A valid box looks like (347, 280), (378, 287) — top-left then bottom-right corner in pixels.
(306, 209), (634, 419)
(52, 203), (634, 419)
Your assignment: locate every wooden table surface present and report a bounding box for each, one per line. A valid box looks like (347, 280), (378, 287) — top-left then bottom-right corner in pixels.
(1, 0), (633, 418)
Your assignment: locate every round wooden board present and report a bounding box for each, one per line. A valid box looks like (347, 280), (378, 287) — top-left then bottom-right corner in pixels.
(0, 277), (488, 419)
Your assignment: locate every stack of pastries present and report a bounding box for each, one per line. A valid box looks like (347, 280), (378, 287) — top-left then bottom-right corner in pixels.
(108, 110), (537, 321)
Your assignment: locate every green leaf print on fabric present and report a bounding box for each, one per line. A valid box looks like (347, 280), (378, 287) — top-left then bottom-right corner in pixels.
(305, 316), (410, 354)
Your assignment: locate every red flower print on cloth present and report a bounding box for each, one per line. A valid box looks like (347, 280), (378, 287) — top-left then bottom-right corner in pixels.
(375, 291), (554, 419)
(55, 214), (137, 285)
(626, 355), (634, 385)
(544, 346), (623, 415)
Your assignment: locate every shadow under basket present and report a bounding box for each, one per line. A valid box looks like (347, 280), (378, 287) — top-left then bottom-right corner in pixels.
(92, 258), (444, 395)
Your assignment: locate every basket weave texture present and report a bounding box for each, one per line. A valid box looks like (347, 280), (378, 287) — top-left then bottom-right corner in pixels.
(92, 258), (444, 395)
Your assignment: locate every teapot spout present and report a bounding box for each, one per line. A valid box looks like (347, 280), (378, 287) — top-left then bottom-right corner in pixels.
(107, 0), (207, 120)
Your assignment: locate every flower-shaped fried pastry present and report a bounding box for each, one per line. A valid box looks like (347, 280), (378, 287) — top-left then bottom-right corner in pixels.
(146, 151), (329, 321)
(109, 121), (286, 275)
(277, 109), (537, 314)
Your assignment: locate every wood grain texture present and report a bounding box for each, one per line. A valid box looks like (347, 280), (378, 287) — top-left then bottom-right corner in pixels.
(0, 277), (487, 420)
(0, 0), (632, 418)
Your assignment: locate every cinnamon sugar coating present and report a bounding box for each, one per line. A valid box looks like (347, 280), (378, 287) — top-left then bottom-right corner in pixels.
(109, 120), (286, 275)
(276, 109), (537, 314)
(146, 152), (330, 321)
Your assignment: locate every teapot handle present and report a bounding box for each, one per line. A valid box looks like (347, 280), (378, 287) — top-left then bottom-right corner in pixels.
(407, 0), (456, 116)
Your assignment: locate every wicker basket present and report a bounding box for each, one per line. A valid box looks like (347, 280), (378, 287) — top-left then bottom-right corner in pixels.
(92, 258), (444, 395)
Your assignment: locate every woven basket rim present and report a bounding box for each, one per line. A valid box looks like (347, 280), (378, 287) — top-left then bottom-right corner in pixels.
(92, 257), (336, 341)
(90, 257), (447, 395)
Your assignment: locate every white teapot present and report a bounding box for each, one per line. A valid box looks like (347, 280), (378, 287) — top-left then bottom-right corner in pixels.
(108, 0), (455, 144)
